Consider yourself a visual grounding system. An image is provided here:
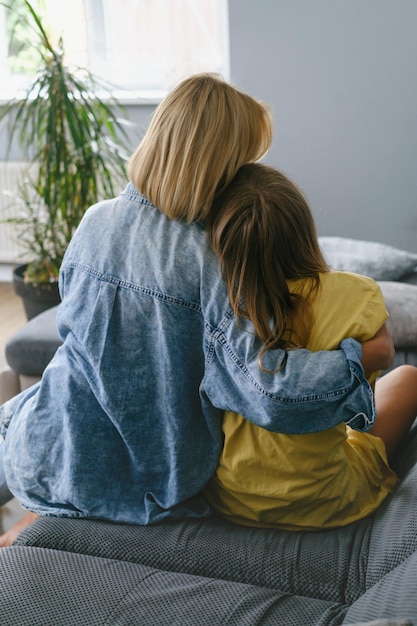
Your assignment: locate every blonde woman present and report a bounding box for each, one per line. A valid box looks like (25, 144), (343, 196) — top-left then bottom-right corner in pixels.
(0, 75), (375, 544)
(204, 162), (417, 530)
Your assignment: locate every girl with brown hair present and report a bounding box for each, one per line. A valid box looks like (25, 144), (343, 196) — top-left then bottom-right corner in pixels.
(204, 162), (417, 529)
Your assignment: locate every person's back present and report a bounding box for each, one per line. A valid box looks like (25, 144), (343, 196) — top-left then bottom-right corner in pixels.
(0, 72), (274, 527)
(2, 186), (227, 523)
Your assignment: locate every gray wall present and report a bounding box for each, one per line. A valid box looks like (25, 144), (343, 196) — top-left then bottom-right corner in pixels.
(228, 0), (417, 251)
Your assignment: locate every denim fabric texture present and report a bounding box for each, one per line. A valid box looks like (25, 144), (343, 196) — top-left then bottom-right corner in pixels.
(0, 184), (375, 523)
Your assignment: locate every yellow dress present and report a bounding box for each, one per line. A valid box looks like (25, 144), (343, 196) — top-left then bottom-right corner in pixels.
(204, 271), (398, 530)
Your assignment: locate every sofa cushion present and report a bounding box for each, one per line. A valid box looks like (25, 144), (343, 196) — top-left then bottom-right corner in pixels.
(378, 281), (417, 348)
(319, 237), (417, 281)
(344, 552), (417, 625)
(0, 546), (350, 626)
(14, 423), (417, 621)
(365, 420), (417, 589)
(15, 508), (371, 605)
(5, 305), (62, 376)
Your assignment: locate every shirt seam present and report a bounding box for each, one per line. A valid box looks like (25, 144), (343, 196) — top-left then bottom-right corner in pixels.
(204, 323), (358, 404)
(61, 262), (202, 313)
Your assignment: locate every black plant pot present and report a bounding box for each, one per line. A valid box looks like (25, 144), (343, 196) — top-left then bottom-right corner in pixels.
(13, 263), (61, 321)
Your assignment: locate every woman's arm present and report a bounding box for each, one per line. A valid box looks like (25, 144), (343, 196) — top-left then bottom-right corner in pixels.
(203, 334), (375, 435)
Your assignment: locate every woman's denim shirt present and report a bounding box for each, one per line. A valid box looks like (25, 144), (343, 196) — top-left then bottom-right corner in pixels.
(0, 184), (375, 524)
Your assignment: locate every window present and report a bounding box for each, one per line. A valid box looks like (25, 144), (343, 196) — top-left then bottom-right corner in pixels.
(0, 0), (230, 102)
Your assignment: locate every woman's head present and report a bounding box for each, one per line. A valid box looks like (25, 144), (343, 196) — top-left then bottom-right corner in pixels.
(207, 162), (329, 352)
(128, 73), (272, 222)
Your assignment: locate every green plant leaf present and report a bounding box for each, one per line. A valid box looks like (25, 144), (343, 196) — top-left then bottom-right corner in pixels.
(0, 0), (131, 282)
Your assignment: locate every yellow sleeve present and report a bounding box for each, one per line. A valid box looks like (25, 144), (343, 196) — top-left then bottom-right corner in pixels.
(304, 272), (389, 351)
(289, 272), (388, 383)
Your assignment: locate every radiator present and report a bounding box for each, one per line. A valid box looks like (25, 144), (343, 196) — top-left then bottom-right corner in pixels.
(0, 162), (31, 263)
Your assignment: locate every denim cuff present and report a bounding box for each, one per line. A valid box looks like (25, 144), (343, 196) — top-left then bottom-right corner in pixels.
(339, 338), (363, 375)
(339, 338), (376, 431)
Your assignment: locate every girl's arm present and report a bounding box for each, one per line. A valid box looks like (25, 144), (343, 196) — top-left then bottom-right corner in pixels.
(361, 324), (395, 380)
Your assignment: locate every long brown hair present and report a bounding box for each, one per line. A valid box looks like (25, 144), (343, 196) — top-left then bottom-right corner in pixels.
(206, 163), (329, 362)
(128, 73), (272, 222)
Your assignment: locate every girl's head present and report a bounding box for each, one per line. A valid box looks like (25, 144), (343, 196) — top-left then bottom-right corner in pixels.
(128, 73), (272, 222)
(207, 162), (329, 353)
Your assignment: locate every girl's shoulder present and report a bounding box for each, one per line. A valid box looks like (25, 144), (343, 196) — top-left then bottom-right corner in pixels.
(320, 270), (378, 288)
(288, 271), (380, 298)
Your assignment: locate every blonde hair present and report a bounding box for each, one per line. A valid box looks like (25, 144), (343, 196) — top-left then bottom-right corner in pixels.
(128, 73), (272, 222)
(207, 163), (329, 360)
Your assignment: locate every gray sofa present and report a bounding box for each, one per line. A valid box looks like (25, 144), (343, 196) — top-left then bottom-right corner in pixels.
(1, 460), (417, 625)
(1, 237), (417, 625)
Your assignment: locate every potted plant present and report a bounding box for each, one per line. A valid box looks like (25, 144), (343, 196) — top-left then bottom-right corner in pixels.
(0, 0), (131, 319)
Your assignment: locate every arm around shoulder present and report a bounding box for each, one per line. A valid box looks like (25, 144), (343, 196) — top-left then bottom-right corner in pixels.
(203, 333), (375, 436)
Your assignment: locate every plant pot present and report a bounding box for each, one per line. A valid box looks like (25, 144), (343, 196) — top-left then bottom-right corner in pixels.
(13, 263), (61, 320)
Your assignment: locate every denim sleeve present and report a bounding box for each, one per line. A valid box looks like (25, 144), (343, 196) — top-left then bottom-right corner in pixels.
(202, 327), (375, 435)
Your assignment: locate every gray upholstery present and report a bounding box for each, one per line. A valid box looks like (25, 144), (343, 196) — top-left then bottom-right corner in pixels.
(379, 281), (417, 349)
(5, 304), (62, 376)
(0, 548), (413, 626)
(1, 546), (334, 626)
(318, 236), (417, 282)
(6, 421), (417, 625)
(14, 515), (370, 603)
